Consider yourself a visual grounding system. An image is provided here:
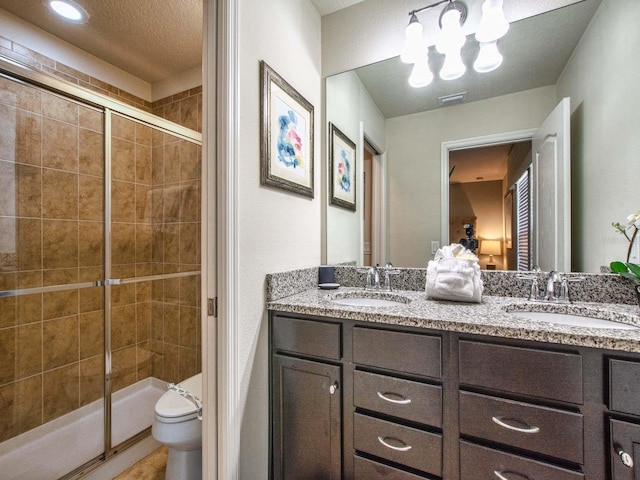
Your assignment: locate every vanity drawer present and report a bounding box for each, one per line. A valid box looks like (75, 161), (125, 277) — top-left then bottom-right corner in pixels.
(610, 419), (640, 479)
(459, 340), (583, 404)
(609, 359), (640, 416)
(271, 315), (341, 360)
(459, 391), (584, 464)
(353, 327), (441, 378)
(354, 455), (429, 479)
(354, 370), (442, 427)
(353, 413), (442, 476)
(460, 441), (585, 480)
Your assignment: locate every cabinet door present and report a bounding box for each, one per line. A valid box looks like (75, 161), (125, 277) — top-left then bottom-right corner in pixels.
(272, 354), (342, 480)
(610, 419), (640, 479)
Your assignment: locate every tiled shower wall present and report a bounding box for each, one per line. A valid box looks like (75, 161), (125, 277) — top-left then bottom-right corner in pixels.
(0, 68), (201, 443)
(0, 78), (106, 442)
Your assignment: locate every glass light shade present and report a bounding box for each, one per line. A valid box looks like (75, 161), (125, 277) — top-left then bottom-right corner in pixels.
(440, 49), (466, 81)
(50, 1), (84, 21)
(473, 41), (503, 72)
(475, 0), (509, 43)
(436, 8), (466, 54)
(401, 15), (424, 64)
(409, 54), (433, 88)
(480, 239), (502, 256)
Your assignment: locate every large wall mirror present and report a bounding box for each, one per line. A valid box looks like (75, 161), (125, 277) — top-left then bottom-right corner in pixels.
(324, 0), (640, 274)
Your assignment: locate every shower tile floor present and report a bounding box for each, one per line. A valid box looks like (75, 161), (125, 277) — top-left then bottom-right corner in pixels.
(113, 446), (168, 479)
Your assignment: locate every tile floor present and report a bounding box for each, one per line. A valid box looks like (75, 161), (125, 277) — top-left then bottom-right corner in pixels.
(113, 446), (168, 480)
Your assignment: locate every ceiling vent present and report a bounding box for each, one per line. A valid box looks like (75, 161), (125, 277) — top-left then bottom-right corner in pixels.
(438, 92), (467, 106)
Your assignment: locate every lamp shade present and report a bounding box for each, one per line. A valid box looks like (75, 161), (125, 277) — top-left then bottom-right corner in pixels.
(480, 239), (502, 256)
(473, 41), (503, 73)
(401, 14), (423, 63)
(475, 0), (509, 43)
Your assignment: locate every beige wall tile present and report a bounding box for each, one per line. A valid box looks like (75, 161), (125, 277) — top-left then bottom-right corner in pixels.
(43, 315), (79, 369)
(179, 275), (200, 307)
(79, 221), (104, 267)
(43, 268), (78, 287)
(111, 115), (135, 142)
(79, 285), (104, 313)
(15, 374), (43, 435)
(136, 123), (152, 147)
(180, 96), (200, 132)
(163, 344), (179, 383)
(0, 103), (16, 163)
(112, 346), (136, 392)
(43, 363), (79, 423)
(180, 141), (200, 181)
(179, 223), (199, 266)
(111, 138), (135, 181)
(0, 327), (16, 384)
(16, 322), (42, 379)
(179, 181), (200, 222)
(79, 128), (104, 177)
(151, 145), (164, 185)
(16, 110), (42, 166)
(43, 219), (78, 269)
(42, 118), (78, 172)
(79, 174), (104, 221)
(111, 180), (136, 223)
(111, 282), (136, 307)
(111, 222), (136, 266)
(179, 347), (198, 381)
(136, 302), (151, 343)
(136, 342), (152, 380)
(163, 224), (180, 266)
(43, 169), (78, 220)
(164, 141), (181, 183)
(79, 310), (104, 360)
(16, 163), (42, 218)
(0, 160), (15, 217)
(79, 106), (103, 133)
(136, 184), (151, 223)
(80, 354), (104, 406)
(111, 304), (136, 350)
(42, 92), (78, 124)
(43, 288), (78, 320)
(17, 293), (42, 325)
(0, 296), (16, 328)
(136, 144), (152, 185)
(179, 306), (198, 349)
(163, 303), (179, 345)
(17, 218), (42, 271)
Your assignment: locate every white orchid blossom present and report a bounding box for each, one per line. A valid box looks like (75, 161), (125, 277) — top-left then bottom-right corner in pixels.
(613, 210), (640, 263)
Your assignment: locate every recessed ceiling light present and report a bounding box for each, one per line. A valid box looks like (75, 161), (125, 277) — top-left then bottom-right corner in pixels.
(47, 0), (88, 23)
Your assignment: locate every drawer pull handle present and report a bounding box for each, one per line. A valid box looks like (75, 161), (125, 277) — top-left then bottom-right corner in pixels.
(615, 445), (634, 468)
(377, 436), (412, 452)
(494, 471), (530, 480)
(376, 391), (412, 405)
(492, 416), (540, 434)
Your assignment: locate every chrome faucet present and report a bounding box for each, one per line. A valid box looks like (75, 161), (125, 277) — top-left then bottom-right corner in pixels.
(544, 271), (562, 301)
(366, 265), (381, 290)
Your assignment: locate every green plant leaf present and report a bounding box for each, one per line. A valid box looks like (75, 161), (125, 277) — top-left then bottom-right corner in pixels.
(625, 262), (640, 278)
(610, 261), (629, 273)
(620, 272), (640, 283)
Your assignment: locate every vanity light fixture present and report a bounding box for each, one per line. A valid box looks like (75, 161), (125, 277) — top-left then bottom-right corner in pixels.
(401, 0), (509, 87)
(46, 0), (88, 23)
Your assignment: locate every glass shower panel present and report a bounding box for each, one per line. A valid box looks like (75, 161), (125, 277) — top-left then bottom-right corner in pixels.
(109, 114), (201, 446)
(0, 75), (106, 477)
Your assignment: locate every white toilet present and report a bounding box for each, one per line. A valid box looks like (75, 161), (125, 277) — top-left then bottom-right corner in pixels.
(152, 372), (203, 480)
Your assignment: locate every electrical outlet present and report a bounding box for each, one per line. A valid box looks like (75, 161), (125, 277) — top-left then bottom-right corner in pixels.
(431, 241), (440, 255)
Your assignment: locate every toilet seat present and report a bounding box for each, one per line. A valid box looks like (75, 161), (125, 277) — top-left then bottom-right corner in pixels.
(155, 373), (203, 424)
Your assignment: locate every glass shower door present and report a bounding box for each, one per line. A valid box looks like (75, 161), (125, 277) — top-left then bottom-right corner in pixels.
(0, 74), (106, 479)
(108, 112), (202, 448)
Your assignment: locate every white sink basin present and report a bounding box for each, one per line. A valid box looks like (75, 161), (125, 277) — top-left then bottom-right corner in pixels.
(508, 311), (637, 330)
(330, 297), (406, 307)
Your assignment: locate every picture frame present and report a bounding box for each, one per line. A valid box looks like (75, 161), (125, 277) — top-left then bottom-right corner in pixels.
(260, 61), (314, 198)
(329, 123), (356, 211)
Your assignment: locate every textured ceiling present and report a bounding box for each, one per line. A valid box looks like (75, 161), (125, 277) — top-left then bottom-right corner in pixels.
(310, 0), (366, 16)
(0, 0), (202, 84)
(354, 0), (602, 118)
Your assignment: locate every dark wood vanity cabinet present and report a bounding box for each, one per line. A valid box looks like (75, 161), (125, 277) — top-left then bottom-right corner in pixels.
(269, 310), (640, 479)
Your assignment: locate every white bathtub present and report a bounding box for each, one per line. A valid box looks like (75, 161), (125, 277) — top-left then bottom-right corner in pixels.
(0, 377), (167, 480)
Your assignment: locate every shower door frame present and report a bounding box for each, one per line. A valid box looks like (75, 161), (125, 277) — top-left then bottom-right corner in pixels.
(0, 54), (205, 479)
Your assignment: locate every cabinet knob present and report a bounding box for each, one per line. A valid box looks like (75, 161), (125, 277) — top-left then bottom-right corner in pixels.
(329, 381), (339, 395)
(615, 445), (634, 468)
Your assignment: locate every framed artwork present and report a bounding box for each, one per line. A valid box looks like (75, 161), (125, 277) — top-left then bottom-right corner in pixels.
(504, 189), (513, 249)
(329, 123), (356, 211)
(260, 60), (314, 198)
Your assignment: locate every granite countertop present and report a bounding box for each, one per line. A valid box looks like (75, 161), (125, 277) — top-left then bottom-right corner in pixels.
(267, 287), (640, 353)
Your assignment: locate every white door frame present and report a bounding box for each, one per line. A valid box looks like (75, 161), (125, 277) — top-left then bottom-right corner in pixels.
(205, 0), (240, 479)
(440, 128), (537, 248)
